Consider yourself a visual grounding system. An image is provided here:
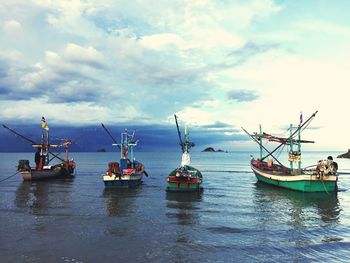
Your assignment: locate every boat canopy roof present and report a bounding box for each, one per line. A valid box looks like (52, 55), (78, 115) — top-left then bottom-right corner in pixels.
(252, 132), (314, 145)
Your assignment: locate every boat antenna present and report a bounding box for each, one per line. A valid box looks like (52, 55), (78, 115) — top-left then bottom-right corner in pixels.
(174, 114), (184, 153)
(2, 124), (37, 144)
(101, 123), (118, 144)
(261, 110), (318, 162)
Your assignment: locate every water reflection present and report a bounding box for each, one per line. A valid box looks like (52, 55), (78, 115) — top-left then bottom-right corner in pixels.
(15, 179), (74, 215)
(166, 192), (202, 225)
(102, 188), (139, 217)
(102, 188), (141, 238)
(165, 192), (203, 261)
(253, 182), (340, 225)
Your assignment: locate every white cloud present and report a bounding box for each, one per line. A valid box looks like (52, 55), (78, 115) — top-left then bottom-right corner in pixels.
(140, 33), (193, 51)
(3, 19), (22, 34)
(7, 0), (350, 151)
(64, 43), (105, 67)
(0, 50), (23, 61)
(39, 0), (104, 39)
(213, 49), (350, 150)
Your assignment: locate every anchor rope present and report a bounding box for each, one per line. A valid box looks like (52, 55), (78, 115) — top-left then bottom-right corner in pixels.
(321, 178), (330, 195)
(0, 171), (20, 183)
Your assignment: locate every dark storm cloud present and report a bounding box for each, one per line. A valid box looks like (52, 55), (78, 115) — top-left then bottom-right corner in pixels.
(0, 51), (106, 103)
(228, 41), (280, 66)
(202, 41), (281, 73)
(0, 123), (249, 152)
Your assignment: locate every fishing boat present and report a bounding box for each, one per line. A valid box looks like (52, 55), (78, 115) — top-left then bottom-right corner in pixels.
(101, 124), (148, 188)
(2, 117), (76, 181)
(242, 111), (338, 192)
(166, 115), (203, 192)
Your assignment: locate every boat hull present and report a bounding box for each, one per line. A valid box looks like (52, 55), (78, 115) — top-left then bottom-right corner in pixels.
(103, 173), (143, 188)
(166, 166), (203, 192)
(166, 181), (203, 192)
(20, 167), (74, 181)
(251, 163), (337, 192)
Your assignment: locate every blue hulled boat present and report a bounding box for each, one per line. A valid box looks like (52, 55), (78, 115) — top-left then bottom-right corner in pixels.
(101, 126), (148, 188)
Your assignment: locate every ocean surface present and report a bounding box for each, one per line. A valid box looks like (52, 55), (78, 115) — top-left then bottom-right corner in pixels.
(0, 151), (349, 263)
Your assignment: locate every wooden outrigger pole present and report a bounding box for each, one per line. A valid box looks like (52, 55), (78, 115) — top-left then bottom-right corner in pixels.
(2, 124), (36, 144)
(2, 124), (66, 163)
(174, 114), (185, 153)
(101, 123), (118, 144)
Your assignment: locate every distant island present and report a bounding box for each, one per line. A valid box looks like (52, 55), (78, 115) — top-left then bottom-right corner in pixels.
(202, 147), (226, 152)
(337, 149), (350, 158)
(97, 148), (106, 152)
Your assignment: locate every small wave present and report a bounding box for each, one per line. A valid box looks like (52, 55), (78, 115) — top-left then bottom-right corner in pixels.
(202, 170), (253, 173)
(337, 188), (347, 192)
(322, 236), (343, 243)
(207, 226), (245, 234)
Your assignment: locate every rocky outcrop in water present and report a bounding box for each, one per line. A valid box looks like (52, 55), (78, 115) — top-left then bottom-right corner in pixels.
(202, 147), (226, 152)
(202, 147), (215, 152)
(97, 148), (106, 152)
(337, 149), (350, 158)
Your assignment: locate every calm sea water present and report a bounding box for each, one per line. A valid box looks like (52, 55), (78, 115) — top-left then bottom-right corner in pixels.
(0, 151), (349, 262)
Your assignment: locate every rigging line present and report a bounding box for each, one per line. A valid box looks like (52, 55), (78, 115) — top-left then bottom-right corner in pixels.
(48, 151), (65, 162)
(2, 124), (37, 144)
(275, 143), (285, 160)
(0, 171), (19, 183)
(300, 120), (313, 134)
(48, 152), (62, 163)
(321, 179), (330, 195)
(241, 127), (285, 167)
(261, 111), (318, 162)
(289, 117), (315, 140)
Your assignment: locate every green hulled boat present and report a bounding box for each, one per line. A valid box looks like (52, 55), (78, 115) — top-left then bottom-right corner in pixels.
(243, 111), (339, 192)
(166, 115), (203, 192)
(167, 166), (203, 192)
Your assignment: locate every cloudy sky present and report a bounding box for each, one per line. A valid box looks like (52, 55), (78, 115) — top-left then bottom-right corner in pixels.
(1, 0), (350, 151)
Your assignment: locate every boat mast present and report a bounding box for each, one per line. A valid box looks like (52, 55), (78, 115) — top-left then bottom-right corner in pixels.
(129, 131), (135, 165)
(121, 130), (126, 159)
(289, 124), (293, 172)
(298, 125), (301, 171)
(41, 126), (44, 157)
(117, 129), (137, 167)
(184, 126), (189, 153)
(46, 128), (50, 165)
(259, 124), (262, 160)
